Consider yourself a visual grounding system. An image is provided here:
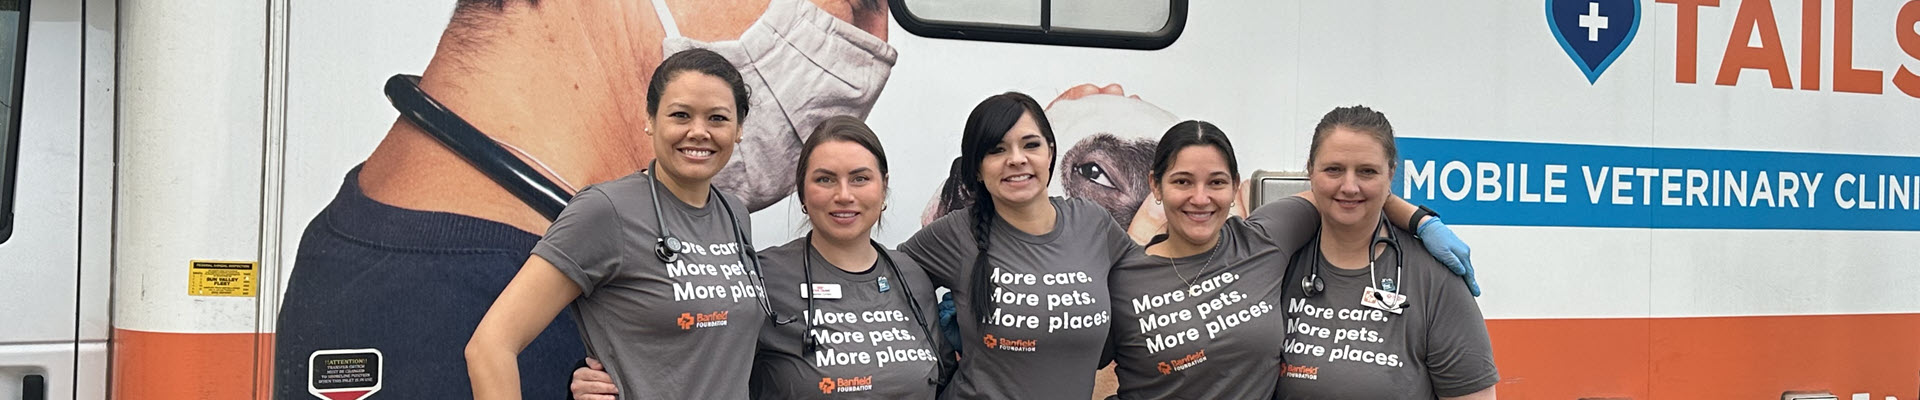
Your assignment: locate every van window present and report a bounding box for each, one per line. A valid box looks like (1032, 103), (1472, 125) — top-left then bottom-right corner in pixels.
(0, 0), (28, 242)
(892, 0), (1186, 50)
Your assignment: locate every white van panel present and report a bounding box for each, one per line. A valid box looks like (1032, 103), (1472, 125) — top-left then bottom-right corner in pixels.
(114, 0), (267, 334)
(0, 0), (82, 345)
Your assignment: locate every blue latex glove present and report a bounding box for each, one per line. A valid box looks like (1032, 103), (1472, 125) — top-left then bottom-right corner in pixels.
(1417, 217), (1480, 296)
(938, 292), (961, 354)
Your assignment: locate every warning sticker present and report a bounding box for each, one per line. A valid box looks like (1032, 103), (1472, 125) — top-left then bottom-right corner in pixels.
(188, 260), (257, 297)
(309, 349), (383, 400)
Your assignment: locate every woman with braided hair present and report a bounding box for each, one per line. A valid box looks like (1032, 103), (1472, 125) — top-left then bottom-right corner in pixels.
(896, 92), (1136, 399)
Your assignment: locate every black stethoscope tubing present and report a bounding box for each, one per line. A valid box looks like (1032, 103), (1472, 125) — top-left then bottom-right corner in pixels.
(383, 74), (572, 220)
(788, 234), (939, 384)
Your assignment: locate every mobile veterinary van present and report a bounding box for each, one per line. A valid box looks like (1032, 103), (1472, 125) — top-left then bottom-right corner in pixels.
(2, 0), (1916, 398)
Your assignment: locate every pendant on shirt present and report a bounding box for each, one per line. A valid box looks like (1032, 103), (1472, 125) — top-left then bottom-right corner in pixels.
(877, 276), (891, 293)
(802, 283), (843, 299)
(1360, 286), (1407, 314)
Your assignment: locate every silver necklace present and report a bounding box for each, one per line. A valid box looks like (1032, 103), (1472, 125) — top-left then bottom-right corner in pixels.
(1167, 228), (1225, 286)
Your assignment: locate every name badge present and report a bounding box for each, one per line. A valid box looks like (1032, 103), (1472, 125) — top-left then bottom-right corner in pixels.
(1360, 286), (1407, 314)
(801, 283), (843, 299)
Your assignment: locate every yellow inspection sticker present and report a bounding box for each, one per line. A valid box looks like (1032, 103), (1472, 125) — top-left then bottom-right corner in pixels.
(189, 260), (258, 297)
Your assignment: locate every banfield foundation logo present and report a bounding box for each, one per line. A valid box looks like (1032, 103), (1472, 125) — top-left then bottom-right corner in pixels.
(677, 311), (729, 330)
(982, 333), (1037, 352)
(1282, 363), (1320, 380)
(1547, 0), (1641, 83)
(818, 376), (873, 394)
(1159, 349), (1207, 375)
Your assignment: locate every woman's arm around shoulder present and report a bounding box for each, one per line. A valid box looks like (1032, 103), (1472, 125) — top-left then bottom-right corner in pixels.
(1242, 193), (1319, 250)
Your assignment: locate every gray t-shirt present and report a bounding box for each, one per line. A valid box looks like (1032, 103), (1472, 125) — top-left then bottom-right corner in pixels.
(899, 197), (1138, 400)
(1107, 197), (1319, 400)
(1274, 225), (1498, 399)
(752, 237), (946, 399)
(533, 172), (763, 400)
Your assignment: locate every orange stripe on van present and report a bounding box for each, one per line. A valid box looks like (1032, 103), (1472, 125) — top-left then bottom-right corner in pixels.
(108, 315), (1918, 399)
(1487, 313), (1920, 399)
(112, 329), (274, 400)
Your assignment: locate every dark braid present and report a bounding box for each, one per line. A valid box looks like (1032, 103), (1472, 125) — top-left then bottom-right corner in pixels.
(967, 181), (998, 323)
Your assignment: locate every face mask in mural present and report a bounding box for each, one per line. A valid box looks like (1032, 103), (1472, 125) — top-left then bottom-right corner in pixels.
(654, 0), (897, 209)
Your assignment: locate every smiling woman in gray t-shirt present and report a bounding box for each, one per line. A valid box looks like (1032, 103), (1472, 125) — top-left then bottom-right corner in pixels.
(748, 117), (949, 399)
(898, 93), (1142, 400)
(1106, 120), (1319, 400)
(1274, 106), (1498, 399)
(467, 49), (771, 400)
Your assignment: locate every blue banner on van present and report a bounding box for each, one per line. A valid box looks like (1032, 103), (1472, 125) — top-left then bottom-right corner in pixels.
(1393, 138), (1920, 231)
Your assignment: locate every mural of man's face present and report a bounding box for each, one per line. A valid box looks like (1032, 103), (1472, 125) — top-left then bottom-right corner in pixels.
(1060, 134), (1156, 226)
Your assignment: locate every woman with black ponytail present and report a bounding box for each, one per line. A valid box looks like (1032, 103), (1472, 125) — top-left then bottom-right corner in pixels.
(898, 92), (1140, 399)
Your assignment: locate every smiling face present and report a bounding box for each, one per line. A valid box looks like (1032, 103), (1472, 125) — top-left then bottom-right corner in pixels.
(801, 140), (887, 244)
(1308, 127), (1394, 231)
(1153, 145), (1238, 248)
(647, 71), (741, 188)
(978, 112), (1054, 209)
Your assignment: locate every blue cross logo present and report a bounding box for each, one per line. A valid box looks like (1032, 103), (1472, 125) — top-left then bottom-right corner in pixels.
(1548, 0), (1641, 84)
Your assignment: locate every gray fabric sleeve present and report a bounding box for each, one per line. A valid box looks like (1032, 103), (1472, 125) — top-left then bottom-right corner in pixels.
(1421, 252), (1500, 397)
(530, 188), (625, 297)
(1093, 201), (1141, 264)
(1243, 196), (1319, 250)
(898, 213), (972, 288)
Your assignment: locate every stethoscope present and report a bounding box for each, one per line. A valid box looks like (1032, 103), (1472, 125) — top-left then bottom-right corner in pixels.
(383, 74), (572, 220)
(779, 233), (936, 360)
(641, 160), (780, 323)
(384, 73), (782, 358)
(1300, 215), (1408, 311)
